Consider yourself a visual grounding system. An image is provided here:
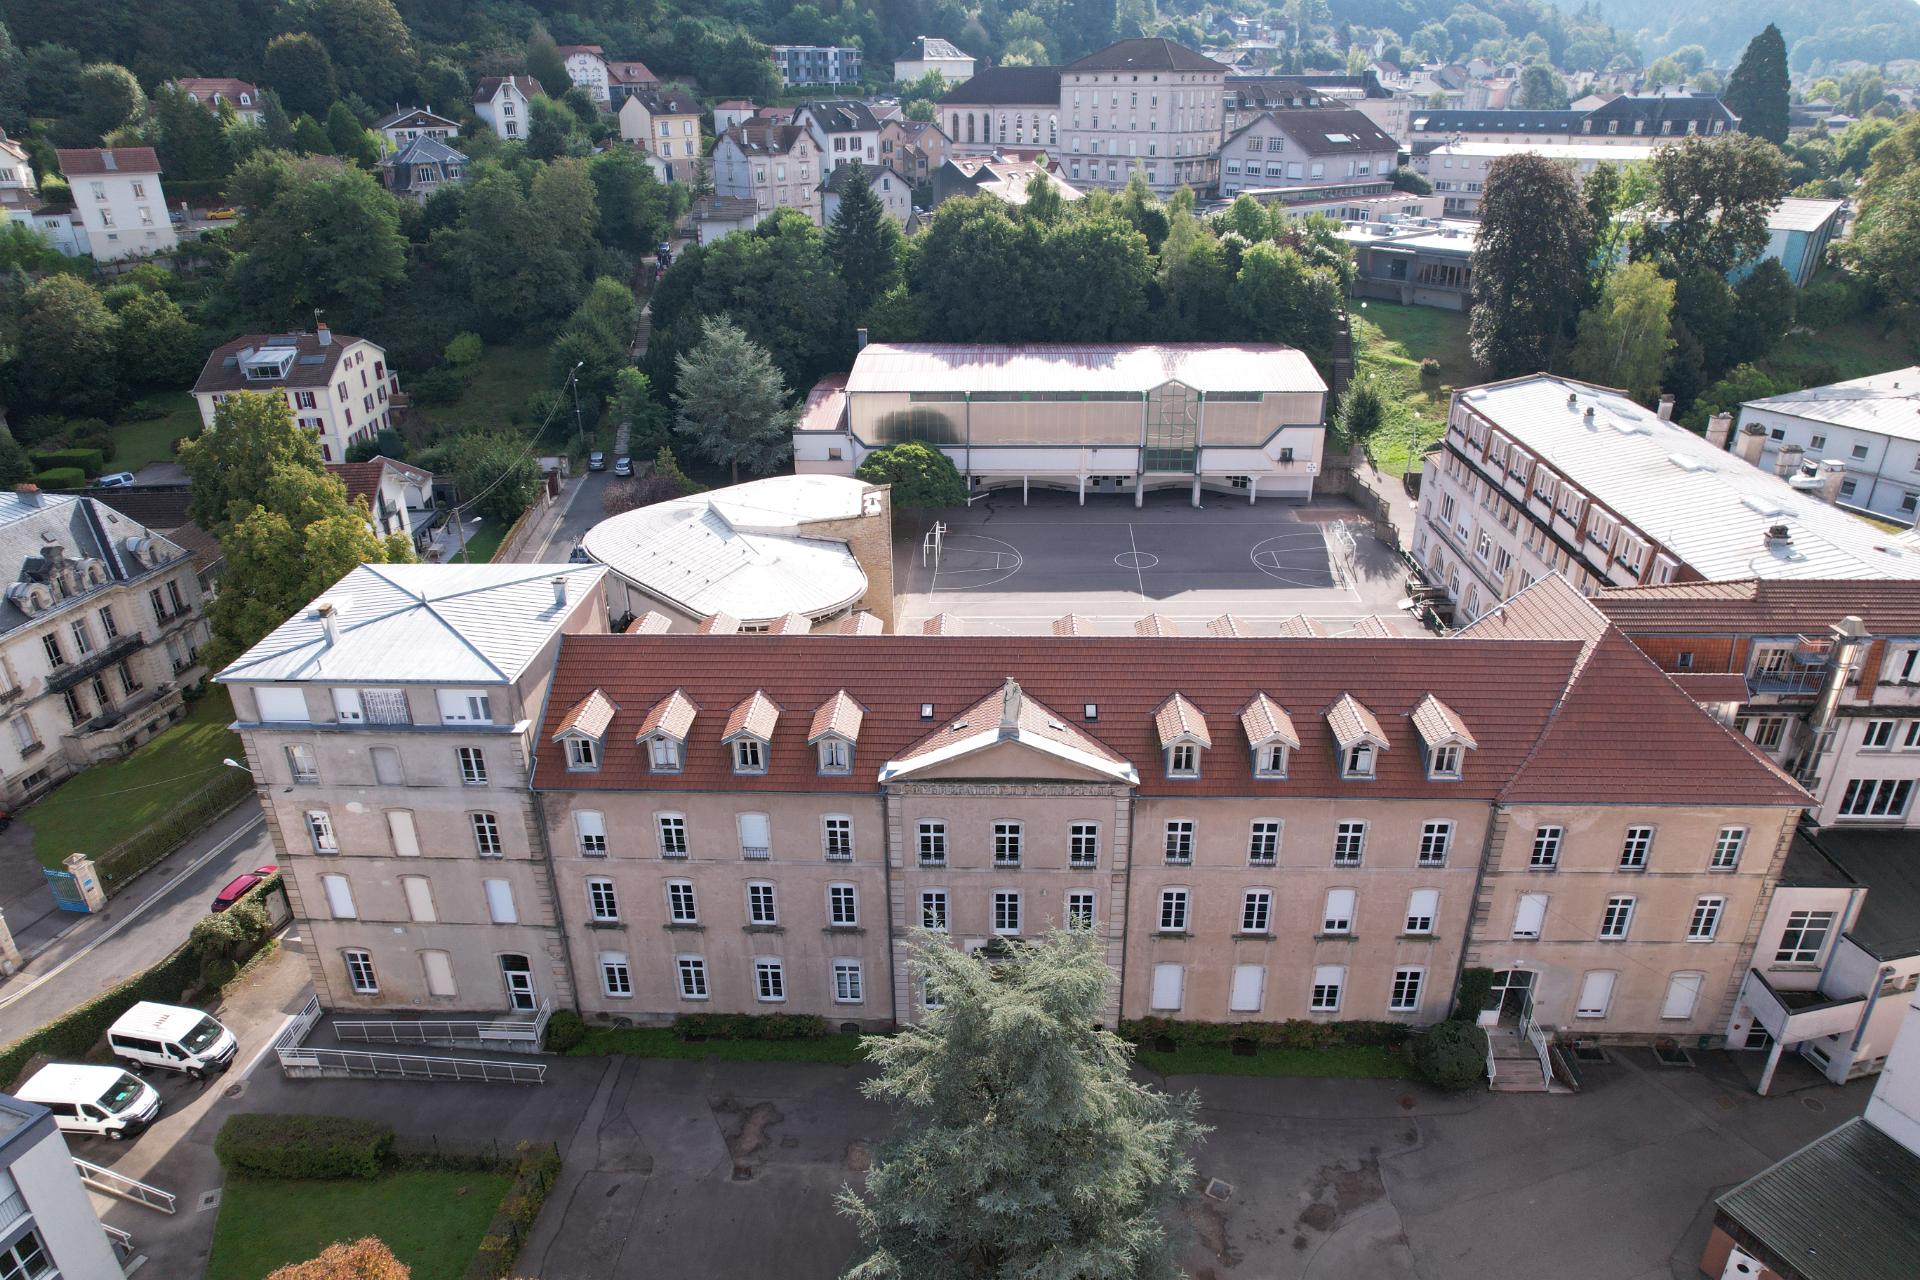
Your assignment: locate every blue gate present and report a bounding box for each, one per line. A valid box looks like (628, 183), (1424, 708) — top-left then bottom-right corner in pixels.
(44, 868), (93, 913)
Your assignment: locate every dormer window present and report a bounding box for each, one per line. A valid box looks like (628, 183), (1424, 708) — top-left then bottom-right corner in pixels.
(1344, 743), (1376, 779)
(552, 688), (615, 774)
(1326, 693), (1388, 782)
(567, 738), (598, 769)
(637, 689), (696, 776)
(1411, 694), (1476, 782)
(1429, 744), (1461, 778)
(818, 738), (850, 774)
(1155, 693), (1211, 781)
(808, 690), (862, 777)
(1241, 692), (1297, 781)
(1257, 743), (1289, 777)
(734, 738), (766, 773)
(1167, 743), (1198, 777)
(649, 736), (681, 771)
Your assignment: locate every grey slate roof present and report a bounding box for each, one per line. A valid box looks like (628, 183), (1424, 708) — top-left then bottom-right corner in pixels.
(1411, 109), (1585, 134)
(1802, 827), (1920, 960)
(798, 99), (882, 133)
(379, 135), (466, 192)
(373, 107), (458, 131)
(1063, 38), (1225, 75)
(937, 65), (1062, 105)
(0, 491), (189, 639)
(1229, 108), (1397, 155)
(1716, 1118), (1920, 1280)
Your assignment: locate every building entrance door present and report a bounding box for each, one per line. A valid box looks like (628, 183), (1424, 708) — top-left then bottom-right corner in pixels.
(500, 955), (536, 1012)
(1490, 969), (1536, 1023)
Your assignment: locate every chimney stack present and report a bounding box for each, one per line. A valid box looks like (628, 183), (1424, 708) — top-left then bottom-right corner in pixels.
(1775, 443), (1805, 478)
(1706, 412), (1733, 449)
(551, 575), (568, 608)
(316, 601), (338, 646)
(14, 484), (40, 508)
(1736, 423), (1766, 466)
(1821, 460), (1847, 503)
(1657, 394), (1675, 421)
(316, 322), (332, 347)
(855, 327), (868, 351)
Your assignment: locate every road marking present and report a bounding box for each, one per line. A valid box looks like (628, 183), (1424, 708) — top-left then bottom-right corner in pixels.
(0, 816), (265, 1012)
(1125, 525), (1148, 596)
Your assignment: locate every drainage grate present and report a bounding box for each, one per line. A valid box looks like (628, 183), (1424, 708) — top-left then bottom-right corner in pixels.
(1652, 1043), (1694, 1068)
(1801, 1096), (1826, 1113)
(1204, 1178), (1234, 1202)
(197, 1190), (223, 1213)
(731, 1163), (753, 1182)
(1572, 1045), (1608, 1064)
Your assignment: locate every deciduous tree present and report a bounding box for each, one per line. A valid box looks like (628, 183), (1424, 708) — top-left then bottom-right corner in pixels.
(15, 275), (119, 417)
(589, 147), (680, 258)
(1232, 241), (1340, 357)
(1570, 261), (1675, 402)
(1516, 63), (1568, 109)
(296, 0), (418, 105)
(180, 390), (326, 529)
(261, 33), (338, 121)
(114, 290), (203, 390)
(1639, 134), (1789, 279)
(1469, 153), (1592, 377)
(838, 929), (1207, 1280)
(673, 317), (794, 484)
(266, 1236), (409, 1280)
(1724, 24), (1789, 146)
(224, 162), (406, 329)
(525, 23), (570, 97)
(446, 431), (541, 526)
(65, 62), (145, 144)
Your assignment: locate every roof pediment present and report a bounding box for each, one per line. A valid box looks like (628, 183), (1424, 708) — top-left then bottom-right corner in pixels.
(1154, 692), (1213, 748)
(637, 689), (697, 742)
(554, 688), (617, 741)
(882, 678), (1136, 784)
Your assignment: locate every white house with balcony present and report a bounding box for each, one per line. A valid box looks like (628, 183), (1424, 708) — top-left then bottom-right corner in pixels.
(558, 45), (611, 104)
(192, 327), (399, 463)
(473, 76), (544, 141)
(53, 147), (177, 261)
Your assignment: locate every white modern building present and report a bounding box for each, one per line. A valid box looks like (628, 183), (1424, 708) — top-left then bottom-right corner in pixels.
(0, 131), (85, 256)
(53, 147), (177, 261)
(820, 163), (911, 225)
(796, 343), (1327, 504)
(1412, 141), (1660, 216)
(1217, 107), (1399, 199)
(192, 327), (399, 464)
(771, 45), (863, 89)
(894, 37), (975, 85)
(473, 75), (544, 141)
(557, 44), (611, 104)
(1736, 369), (1920, 526)
(0, 1093), (125, 1278)
(1057, 38), (1227, 195)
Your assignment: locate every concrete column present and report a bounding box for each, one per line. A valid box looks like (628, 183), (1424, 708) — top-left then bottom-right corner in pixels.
(1191, 476), (1201, 508)
(1135, 479), (1144, 509)
(0, 908), (20, 976)
(1022, 474), (1029, 505)
(1757, 1037), (1785, 1095)
(1248, 475), (1258, 506)
(1078, 474), (1086, 505)
(64, 852), (106, 912)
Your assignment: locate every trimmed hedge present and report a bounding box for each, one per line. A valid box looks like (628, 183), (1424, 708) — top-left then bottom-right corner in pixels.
(215, 1113), (395, 1180)
(1453, 967), (1496, 1022)
(542, 1009), (586, 1053)
(96, 769), (254, 885)
(671, 1012), (829, 1041)
(31, 447), (105, 476)
(33, 468), (87, 491)
(1120, 1017), (1413, 1051)
(1413, 1021), (1488, 1091)
(466, 1143), (562, 1280)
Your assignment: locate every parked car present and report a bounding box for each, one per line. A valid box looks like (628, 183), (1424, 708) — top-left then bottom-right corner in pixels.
(109, 1003), (237, 1079)
(94, 472), (136, 489)
(168, 209), (187, 225)
(568, 543), (594, 564)
(587, 451), (607, 471)
(206, 207), (237, 220)
(16, 1064), (161, 1140)
(210, 865), (277, 913)
(613, 456), (633, 477)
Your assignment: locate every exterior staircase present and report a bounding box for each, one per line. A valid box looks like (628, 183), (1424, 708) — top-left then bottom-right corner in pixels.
(1486, 1025), (1551, 1093)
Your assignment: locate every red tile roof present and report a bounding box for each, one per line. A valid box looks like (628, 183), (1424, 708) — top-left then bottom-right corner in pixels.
(1154, 692), (1212, 747)
(56, 147), (162, 176)
(1594, 579), (1920, 637)
(1672, 673), (1753, 702)
(1276, 614), (1321, 638)
(630, 612), (673, 635)
(554, 689), (617, 740)
(1052, 613), (1087, 636)
(324, 458), (429, 508)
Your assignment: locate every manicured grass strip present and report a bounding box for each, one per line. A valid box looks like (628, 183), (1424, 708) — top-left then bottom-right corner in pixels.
(568, 1026), (871, 1065)
(112, 394), (203, 472)
(1134, 1043), (1415, 1080)
(28, 690), (240, 867)
(206, 1170), (511, 1280)
(449, 516), (506, 563)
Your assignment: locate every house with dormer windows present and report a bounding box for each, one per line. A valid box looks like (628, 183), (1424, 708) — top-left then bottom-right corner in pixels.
(192, 327), (400, 463)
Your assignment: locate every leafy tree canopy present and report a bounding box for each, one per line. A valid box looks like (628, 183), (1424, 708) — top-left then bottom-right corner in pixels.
(855, 442), (965, 508)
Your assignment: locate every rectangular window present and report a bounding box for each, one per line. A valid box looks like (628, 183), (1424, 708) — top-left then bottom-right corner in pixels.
(600, 953), (632, 997)
(344, 950), (378, 994)
(920, 889), (948, 932)
(657, 814), (688, 857)
(1069, 823), (1100, 867)
(1163, 820), (1195, 864)
(1158, 888), (1189, 932)
(456, 746), (487, 785)
(817, 738), (850, 774)
(918, 820), (947, 865)
(1418, 821), (1452, 866)
(1599, 895), (1635, 940)
(1839, 779), (1914, 817)
(471, 812), (502, 857)
(1323, 887), (1355, 934)
(1662, 971), (1704, 1020)
(306, 810), (337, 853)
(587, 877), (619, 921)
(828, 883), (857, 926)
(1711, 827), (1746, 870)
(567, 737), (598, 769)
(993, 822), (1024, 866)
(69, 619), (92, 656)
(1776, 910), (1835, 963)
(649, 736), (681, 772)
(401, 876), (435, 922)
(1333, 821), (1366, 866)
(747, 882), (777, 925)
(1576, 970), (1615, 1018)
(1405, 889), (1438, 935)
(1429, 744), (1462, 779)
(285, 744), (319, 784)
(823, 816), (853, 860)
(1513, 893), (1548, 940)
(1530, 825), (1563, 868)
(1249, 819), (1281, 865)
(1227, 963), (1264, 1013)
(677, 956), (708, 999)
(253, 687), (310, 722)
(435, 689), (493, 724)
(1688, 896), (1725, 941)
(755, 959), (786, 1002)
(1167, 743), (1198, 777)
(1864, 720), (1897, 749)
(41, 634), (63, 668)
(1241, 889), (1272, 934)
(833, 959), (864, 1003)
(1310, 965), (1344, 1012)
(1150, 962), (1183, 1011)
(574, 810), (607, 856)
(993, 890), (1022, 934)
(738, 813), (771, 859)
(1390, 967), (1424, 1013)
(666, 880), (698, 924)
(733, 739), (766, 774)
(1066, 890), (1096, 929)
(1344, 743), (1376, 778)
(321, 873), (356, 919)
(484, 879), (516, 924)
(1620, 826), (1654, 869)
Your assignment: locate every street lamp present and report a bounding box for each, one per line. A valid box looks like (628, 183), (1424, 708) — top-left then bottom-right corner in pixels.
(221, 757), (252, 775)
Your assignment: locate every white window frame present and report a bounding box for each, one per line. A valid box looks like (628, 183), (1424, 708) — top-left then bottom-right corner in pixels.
(1530, 825), (1562, 868)
(471, 811), (503, 857)
(1163, 819), (1195, 864)
(918, 819), (948, 865)
(823, 815), (853, 861)
(1254, 743), (1289, 779)
(306, 810), (337, 853)
(1166, 742), (1199, 778)
(676, 954), (708, 1000)
(320, 873), (356, 919)
(575, 810), (607, 856)
(1389, 966), (1424, 1013)
(1249, 819), (1281, 865)
(1404, 889), (1438, 936)
(1310, 965), (1344, 1012)
(1343, 742), (1376, 779)
(1158, 887), (1189, 933)
(1428, 744), (1461, 779)
(587, 876), (619, 922)
(1688, 896), (1725, 942)
(648, 735), (682, 773)
(753, 957), (786, 1002)
(284, 743), (319, 784)
(566, 737), (599, 770)
(666, 879), (698, 924)
(657, 812), (689, 857)
(827, 882), (858, 927)
(746, 881), (778, 926)
(1418, 821), (1452, 867)
(1066, 889), (1096, 929)
(817, 737), (851, 775)
(1599, 895), (1635, 940)
(1576, 969), (1616, 1018)
(920, 888), (949, 932)
(992, 889), (1022, 935)
(484, 878), (516, 924)
(1711, 827), (1746, 870)
(1513, 893), (1548, 940)
(1241, 888), (1272, 934)
(1333, 820), (1366, 867)
(1150, 962), (1184, 1011)
(1322, 888), (1355, 935)
(343, 949), (378, 994)
(1620, 825), (1654, 869)
(1069, 822), (1100, 868)
(993, 821), (1024, 866)
(832, 958), (864, 1003)
(733, 737), (767, 775)
(601, 952), (633, 998)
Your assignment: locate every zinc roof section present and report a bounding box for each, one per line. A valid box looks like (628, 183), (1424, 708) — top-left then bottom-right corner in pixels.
(723, 690), (781, 741)
(1595, 579), (1920, 635)
(1410, 693), (1476, 749)
(637, 689), (697, 741)
(809, 690), (864, 743)
(844, 342), (1324, 396)
(531, 635), (1597, 798)
(1239, 693), (1299, 748)
(216, 563), (606, 685)
(1325, 693), (1387, 749)
(1154, 693), (1212, 747)
(554, 689), (617, 740)
(1458, 376), (1920, 581)
(1715, 1117), (1920, 1280)
(1742, 366), (1920, 445)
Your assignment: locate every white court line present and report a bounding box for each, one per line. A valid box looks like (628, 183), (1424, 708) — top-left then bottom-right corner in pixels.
(1125, 524), (1147, 596)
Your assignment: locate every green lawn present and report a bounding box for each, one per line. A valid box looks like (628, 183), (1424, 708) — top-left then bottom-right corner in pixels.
(1132, 1043), (1416, 1080)
(409, 342), (554, 440)
(206, 1170), (511, 1280)
(27, 690), (240, 868)
(1761, 312), (1919, 385)
(111, 393), (203, 472)
(567, 1026), (871, 1065)
(447, 516), (506, 564)
(1352, 302), (1479, 477)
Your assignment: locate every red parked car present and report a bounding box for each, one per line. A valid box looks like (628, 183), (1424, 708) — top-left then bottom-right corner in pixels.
(210, 866), (278, 912)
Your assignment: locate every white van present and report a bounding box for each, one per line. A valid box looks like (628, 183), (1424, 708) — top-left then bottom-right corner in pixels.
(108, 1002), (237, 1078)
(16, 1064), (162, 1140)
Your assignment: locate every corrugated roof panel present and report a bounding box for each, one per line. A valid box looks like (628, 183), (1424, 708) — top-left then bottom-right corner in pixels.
(844, 343), (1325, 396)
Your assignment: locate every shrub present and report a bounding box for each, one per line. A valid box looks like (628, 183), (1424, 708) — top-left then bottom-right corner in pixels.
(15, 416), (70, 448)
(33, 447), (105, 476)
(1452, 967), (1496, 1021)
(652, 445), (701, 496)
(406, 367), (468, 406)
(214, 1113), (395, 1180)
(34, 468), (87, 491)
(855, 441), (966, 508)
(69, 420), (115, 463)
(543, 1009), (587, 1053)
(1419, 356), (1442, 379)
(1413, 1021), (1487, 1091)
(118, 400), (167, 421)
(1336, 378), (1386, 440)
(445, 331), (484, 366)
(671, 1012), (829, 1041)
(466, 1143), (562, 1280)
(1119, 1017), (1413, 1051)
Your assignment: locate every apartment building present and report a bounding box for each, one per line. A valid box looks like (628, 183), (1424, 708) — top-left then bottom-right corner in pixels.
(325, 456), (437, 551)
(771, 45), (863, 89)
(938, 65), (1062, 156)
(1734, 368), (1920, 525)
(1224, 73), (1412, 145)
(1407, 93), (1737, 145)
(473, 76), (543, 141)
(53, 147), (177, 261)
(711, 122), (822, 224)
(217, 564), (611, 1012)
(1412, 375), (1920, 627)
(606, 60), (660, 102)
(1217, 108), (1398, 199)
(1059, 39), (1226, 195)
(0, 1093), (124, 1278)
(879, 118), (951, 184)
(617, 89), (703, 180)
(0, 486), (210, 806)
(192, 328), (399, 463)
(794, 100), (884, 170)
(894, 36), (975, 85)
(820, 163), (911, 225)
(1412, 140), (1660, 216)
(0, 131), (85, 257)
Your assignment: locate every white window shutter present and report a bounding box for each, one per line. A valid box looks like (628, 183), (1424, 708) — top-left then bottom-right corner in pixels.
(484, 879), (517, 924)
(387, 811), (420, 857)
(1409, 889), (1439, 920)
(402, 878), (436, 923)
(421, 951), (456, 997)
(1514, 893), (1547, 938)
(332, 688), (365, 722)
(1150, 963), (1184, 1011)
(254, 687), (309, 722)
(1662, 972), (1703, 1020)
(578, 811), (606, 839)
(1577, 970), (1615, 1017)
(738, 813), (771, 847)
(1229, 964), (1264, 1013)
(322, 874), (356, 919)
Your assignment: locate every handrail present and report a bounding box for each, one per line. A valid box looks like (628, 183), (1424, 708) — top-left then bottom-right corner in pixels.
(277, 1046), (546, 1084)
(102, 1224), (134, 1257)
(1484, 1027), (1497, 1086)
(73, 1159), (176, 1214)
(1527, 1020), (1551, 1085)
(334, 998), (550, 1045)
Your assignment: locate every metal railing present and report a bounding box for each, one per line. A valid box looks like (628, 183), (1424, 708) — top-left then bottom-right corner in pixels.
(1484, 1026), (1497, 1086)
(334, 998), (551, 1047)
(74, 1159), (176, 1214)
(102, 1225), (134, 1258)
(278, 993), (323, 1053)
(1516, 990), (1552, 1084)
(1749, 667), (1826, 695)
(277, 1046), (546, 1084)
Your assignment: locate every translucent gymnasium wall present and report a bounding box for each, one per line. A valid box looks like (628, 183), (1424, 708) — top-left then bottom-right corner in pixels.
(849, 390), (1323, 449)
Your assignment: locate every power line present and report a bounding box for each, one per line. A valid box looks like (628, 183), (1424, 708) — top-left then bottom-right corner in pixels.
(443, 362), (583, 557)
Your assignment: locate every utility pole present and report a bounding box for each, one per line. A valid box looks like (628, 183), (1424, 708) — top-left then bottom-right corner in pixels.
(571, 361), (586, 448)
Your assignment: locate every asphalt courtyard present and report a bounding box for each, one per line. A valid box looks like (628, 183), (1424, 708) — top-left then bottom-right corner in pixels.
(892, 489), (1420, 636)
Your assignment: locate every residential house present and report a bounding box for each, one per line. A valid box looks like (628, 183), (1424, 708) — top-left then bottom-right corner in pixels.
(1414, 140), (1661, 216)
(0, 131), (84, 256)
(557, 45), (610, 104)
(794, 100), (884, 170)
(0, 485), (211, 807)
(1733, 368), (1920, 525)
(373, 107), (459, 151)
(894, 36), (975, 85)
(53, 148), (176, 261)
(617, 89), (703, 181)
(878, 118), (951, 185)
(171, 77), (264, 126)
(711, 122), (822, 225)
(1057, 38), (1228, 195)
(1412, 376), (1920, 630)
(216, 564), (612, 1013)
(938, 65), (1062, 155)
(690, 195), (764, 245)
(819, 163), (911, 225)
(606, 60), (660, 102)
(795, 342), (1325, 503)
(928, 154), (1082, 208)
(0, 1093), (126, 1278)
(1217, 107), (1399, 198)
(376, 135), (467, 206)
(192, 327), (400, 463)
(771, 45), (863, 89)
(326, 457), (437, 551)
(473, 76), (543, 141)
(713, 100), (759, 134)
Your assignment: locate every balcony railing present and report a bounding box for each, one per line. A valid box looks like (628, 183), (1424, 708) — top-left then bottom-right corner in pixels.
(1749, 666), (1827, 695)
(45, 631), (144, 694)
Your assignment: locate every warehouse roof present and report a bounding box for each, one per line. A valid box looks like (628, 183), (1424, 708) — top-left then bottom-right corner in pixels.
(843, 343), (1324, 395)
